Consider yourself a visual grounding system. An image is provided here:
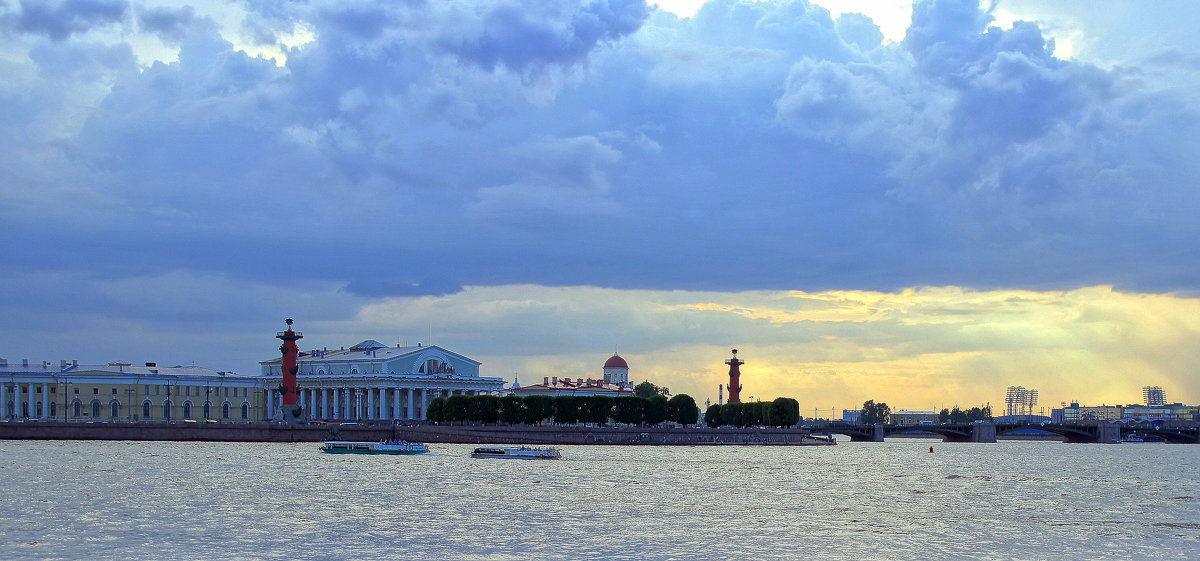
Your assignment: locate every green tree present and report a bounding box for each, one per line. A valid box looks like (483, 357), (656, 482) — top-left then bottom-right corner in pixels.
(523, 395), (554, 425)
(467, 395), (501, 425)
(704, 403), (723, 427)
(721, 402), (744, 427)
(444, 394), (470, 423)
(633, 381), (671, 398)
(499, 395), (525, 425)
(938, 408), (950, 424)
(770, 397), (800, 427)
(552, 396), (580, 425)
(644, 395), (670, 425)
(580, 395), (613, 425)
(612, 396), (644, 425)
(860, 400), (891, 425)
(667, 394), (699, 426)
(426, 397), (446, 423)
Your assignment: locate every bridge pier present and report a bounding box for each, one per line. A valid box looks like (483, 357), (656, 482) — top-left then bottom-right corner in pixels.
(971, 423), (996, 443)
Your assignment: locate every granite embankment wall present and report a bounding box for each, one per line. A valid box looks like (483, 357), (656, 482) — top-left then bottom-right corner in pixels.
(0, 421), (836, 446)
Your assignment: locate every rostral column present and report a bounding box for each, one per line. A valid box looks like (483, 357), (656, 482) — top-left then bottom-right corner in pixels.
(277, 318), (304, 415)
(725, 349), (743, 403)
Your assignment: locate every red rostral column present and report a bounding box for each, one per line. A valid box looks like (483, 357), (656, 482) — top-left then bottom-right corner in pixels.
(725, 349), (744, 403)
(277, 318), (303, 407)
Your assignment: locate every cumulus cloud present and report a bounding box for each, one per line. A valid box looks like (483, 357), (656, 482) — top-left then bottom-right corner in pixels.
(0, 0), (1198, 404)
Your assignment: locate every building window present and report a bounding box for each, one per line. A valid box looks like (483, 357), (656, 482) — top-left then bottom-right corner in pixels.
(91, 401), (100, 418)
(50, 387), (56, 394)
(93, 388), (99, 394)
(112, 388), (117, 395)
(74, 388), (79, 395)
(143, 401), (152, 419)
(183, 402), (192, 418)
(49, 402), (56, 417)
(241, 403), (249, 419)
(185, 387), (190, 397)
(204, 402), (212, 419)
(163, 401), (172, 418)
(73, 401), (81, 417)
(222, 403), (230, 419)
(111, 402), (119, 418)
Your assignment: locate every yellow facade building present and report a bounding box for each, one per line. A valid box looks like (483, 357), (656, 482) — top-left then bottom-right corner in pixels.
(1, 358), (266, 422)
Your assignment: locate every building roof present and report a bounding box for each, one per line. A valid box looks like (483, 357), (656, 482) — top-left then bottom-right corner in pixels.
(0, 361), (248, 380)
(603, 354), (628, 369)
(260, 343), (481, 367)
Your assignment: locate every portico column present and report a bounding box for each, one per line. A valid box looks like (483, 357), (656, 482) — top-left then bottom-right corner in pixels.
(40, 383), (48, 419)
(418, 389), (426, 420)
(393, 389), (400, 421)
(367, 388), (375, 420)
(0, 384), (6, 418)
(266, 387), (274, 420)
(406, 389), (414, 420)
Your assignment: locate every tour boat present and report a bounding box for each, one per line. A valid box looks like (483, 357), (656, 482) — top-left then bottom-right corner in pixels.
(320, 440), (430, 455)
(470, 446), (561, 459)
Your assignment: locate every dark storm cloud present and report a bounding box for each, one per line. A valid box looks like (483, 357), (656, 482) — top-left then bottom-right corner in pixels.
(1, 0), (1198, 312)
(136, 5), (216, 45)
(3, 0), (127, 41)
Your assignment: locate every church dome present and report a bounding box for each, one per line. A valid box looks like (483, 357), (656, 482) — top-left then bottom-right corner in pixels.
(603, 354), (628, 369)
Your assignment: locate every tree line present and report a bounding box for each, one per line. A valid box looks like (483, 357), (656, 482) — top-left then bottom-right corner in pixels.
(702, 398), (801, 428)
(938, 405), (993, 424)
(426, 393), (700, 426)
(855, 400), (994, 424)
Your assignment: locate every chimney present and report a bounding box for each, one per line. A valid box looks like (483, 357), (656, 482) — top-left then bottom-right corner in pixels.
(0, 358), (6, 367)
(552, 376), (558, 385)
(543, 377), (549, 385)
(23, 359), (29, 367)
(72, 360), (77, 366)
(146, 362), (156, 367)
(60, 360), (69, 368)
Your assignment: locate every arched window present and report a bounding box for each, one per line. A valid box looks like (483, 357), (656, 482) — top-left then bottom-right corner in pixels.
(50, 402), (57, 418)
(222, 402), (230, 419)
(73, 401), (81, 417)
(241, 403), (249, 419)
(203, 402), (212, 419)
(143, 401), (152, 419)
(183, 402), (192, 419)
(35, 402), (43, 417)
(111, 402), (120, 418)
(91, 401), (100, 418)
(163, 401), (172, 419)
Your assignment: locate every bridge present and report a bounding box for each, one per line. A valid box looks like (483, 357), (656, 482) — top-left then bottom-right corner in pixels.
(808, 422), (1198, 443)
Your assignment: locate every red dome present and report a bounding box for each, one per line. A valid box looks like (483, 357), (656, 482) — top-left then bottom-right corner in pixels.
(603, 354), (628, 369)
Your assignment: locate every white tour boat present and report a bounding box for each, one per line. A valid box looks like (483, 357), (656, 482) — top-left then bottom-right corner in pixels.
(320, 440), (430, 455)
(470, 446), (561, 459)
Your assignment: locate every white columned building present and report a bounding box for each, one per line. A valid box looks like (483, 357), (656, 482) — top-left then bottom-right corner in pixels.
(260, 339), (505, 422)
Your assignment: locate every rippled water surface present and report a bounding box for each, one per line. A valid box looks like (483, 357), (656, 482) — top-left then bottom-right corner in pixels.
(1, 439), (1197, 560)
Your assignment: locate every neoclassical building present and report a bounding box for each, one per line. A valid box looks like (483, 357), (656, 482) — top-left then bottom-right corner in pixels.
(259, 339), (506, 421)
(0, 358), (265, 422)
(511, 353), (635, 398)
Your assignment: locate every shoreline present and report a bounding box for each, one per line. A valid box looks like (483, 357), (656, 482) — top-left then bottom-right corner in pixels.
(0, 420), (837, 446)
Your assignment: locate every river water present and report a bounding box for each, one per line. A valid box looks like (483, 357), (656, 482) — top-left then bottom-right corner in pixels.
(0, 439), (1196, 560)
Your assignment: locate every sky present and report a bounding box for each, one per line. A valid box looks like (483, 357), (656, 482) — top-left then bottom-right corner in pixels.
(2, 0), (1198, 416)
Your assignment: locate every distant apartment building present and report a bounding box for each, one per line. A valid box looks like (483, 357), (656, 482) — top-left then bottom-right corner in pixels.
(840, 409), (862, 423)
(1122, 403), (1198, 422)
(891, 410), (938, 424)
(1142, 386), (1167, 407)
(1059, 402), (1123, 422)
